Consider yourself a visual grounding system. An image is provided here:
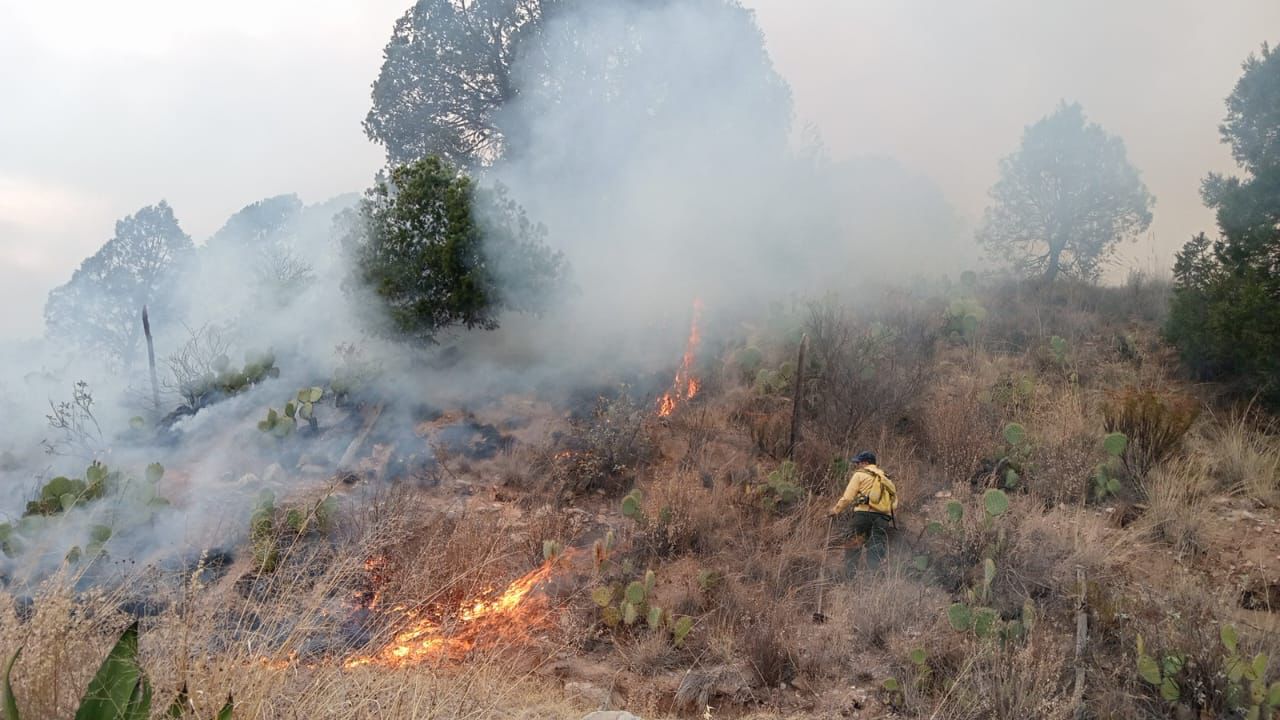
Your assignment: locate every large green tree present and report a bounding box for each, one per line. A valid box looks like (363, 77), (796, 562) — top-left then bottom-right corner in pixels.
(44, 202), (193, 367)
(365, 0), (562, 168)
(344, 157), (565, 342)
(977, 102), (1154, 283)
(1168, 43), (1280, 403)
(363, 0), (789, 170)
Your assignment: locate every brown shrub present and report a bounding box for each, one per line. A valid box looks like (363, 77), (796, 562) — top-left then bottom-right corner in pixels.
(1102, 388), (1199, 480)
(1023, 387), (1098, 505)
(630, 472), (735, 561)
(802, 297), (937, 450)
(919, 367), (1002, 485)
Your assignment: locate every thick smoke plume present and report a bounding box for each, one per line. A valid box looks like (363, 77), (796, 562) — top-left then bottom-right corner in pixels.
(0, 0), (965, 586)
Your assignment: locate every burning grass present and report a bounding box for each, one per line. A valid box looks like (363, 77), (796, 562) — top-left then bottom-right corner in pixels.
(6, 278), (1279, 719)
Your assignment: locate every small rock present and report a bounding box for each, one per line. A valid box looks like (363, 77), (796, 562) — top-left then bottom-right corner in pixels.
(934, 490), (952, 498)
(262, 463), (287, 485)
(565, 681), (617, 709)
(580, 713), (642, 720)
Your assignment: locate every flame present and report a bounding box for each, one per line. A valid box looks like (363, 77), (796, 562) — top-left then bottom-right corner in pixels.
(658, 299), (704, 417)
(343, 559), (558, 669)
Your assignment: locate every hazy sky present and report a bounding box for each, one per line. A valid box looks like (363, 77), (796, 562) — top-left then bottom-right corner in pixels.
(1, 0), (1277, 339)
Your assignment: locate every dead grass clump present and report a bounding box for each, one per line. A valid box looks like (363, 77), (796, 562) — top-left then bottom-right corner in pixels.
(516, 503), (589, 567)
(1002, 507), (1117, 618)
(742, 612), (796, 688)
(1135, 462), (1213, 558)
(927, 635), (1073, 720)
(0, 580), (129, 718)
(827, 569), (945, 652)
(1190, 410), (1280, 505)
(1023, 387), (1098, 505)
(617, 628), (681, 676)
(631, 473), (733, 560)
(730, 508), (828, 605)
(1102, 388), (1199, 480)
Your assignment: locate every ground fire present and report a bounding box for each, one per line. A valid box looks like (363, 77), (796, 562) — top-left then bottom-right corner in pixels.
(657, 299), (704, 417)
(344, 558), (560, 668)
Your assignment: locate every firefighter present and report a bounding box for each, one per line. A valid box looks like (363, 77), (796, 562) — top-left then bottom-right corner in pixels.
(828, 451), (897, 575)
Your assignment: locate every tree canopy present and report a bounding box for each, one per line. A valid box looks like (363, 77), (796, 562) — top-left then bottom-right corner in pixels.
(1167, 44), (1280, 404)
(363, 0), (790, 170)
(977, 102), (1153, 283)
(365, 0), (560, 168)
(344, 157), (565, 342)
(44, 201), (194, 367)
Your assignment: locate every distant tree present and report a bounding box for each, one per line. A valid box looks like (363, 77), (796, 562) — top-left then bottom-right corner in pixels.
(207, 194), (303, 251)
(364, 0), (789, 169)
(205, 194), (314, 303)
(1167, 43), (1280, 403)
(365, 0), (561, 168)
(977, 102), (1154, 283)
(44, 202), (193, 367)
(344, 157), (565, 342)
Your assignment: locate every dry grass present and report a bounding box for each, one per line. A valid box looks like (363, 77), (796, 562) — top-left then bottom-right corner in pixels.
(1135, 461), (1213, 558)
(1024, 384), (1099, 505)
(0, 487), (588, 720)
(926, 634), (1074, 720)
(7, 278), (1278, 720)
(918, 362), (1000, 484)
(1190, 409), (1280, 505)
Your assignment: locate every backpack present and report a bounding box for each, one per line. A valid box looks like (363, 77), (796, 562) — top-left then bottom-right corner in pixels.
(863, 466), (898, 518)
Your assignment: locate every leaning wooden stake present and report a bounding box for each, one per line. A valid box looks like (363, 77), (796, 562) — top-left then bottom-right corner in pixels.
(1072, 566), (1088, 718)
(338, 402), (386, 472)
(142, 305), (160, 412)
(788, 334), (808, 459)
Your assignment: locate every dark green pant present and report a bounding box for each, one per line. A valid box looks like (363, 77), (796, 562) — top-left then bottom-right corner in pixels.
(840, 511), (891, 576)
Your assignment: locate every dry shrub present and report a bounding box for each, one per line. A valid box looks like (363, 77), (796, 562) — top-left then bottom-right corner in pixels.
(729, 392), (791, 459)
(802, 297), (936, 449)
(530, 391), (653, 498)
(919, 367), (1001, 484)
(1102, 388), (1199, 479)
(794, 569), (945, 683)
(617, 628), (680, 676)
(631, 472), (734, 561)
(1002, 507), (1118, 618)
(516, 503), (589, 567)
(1024, 387), (1098, 506)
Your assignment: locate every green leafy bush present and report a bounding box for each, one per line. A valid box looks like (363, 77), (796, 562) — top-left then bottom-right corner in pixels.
(344, 156), (565, 343)
(757, 461), (804, 513)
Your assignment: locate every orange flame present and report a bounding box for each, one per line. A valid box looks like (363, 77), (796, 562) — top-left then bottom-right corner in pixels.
(344, 559), (558, 669)
(658, 299), (704, 417)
